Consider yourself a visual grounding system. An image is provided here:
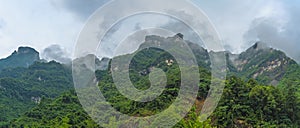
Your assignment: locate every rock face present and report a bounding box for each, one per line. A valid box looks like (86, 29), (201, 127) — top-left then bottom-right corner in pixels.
(0, 47), (40, 71)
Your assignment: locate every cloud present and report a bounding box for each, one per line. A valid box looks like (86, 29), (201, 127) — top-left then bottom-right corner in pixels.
(42, 44), (72, 64)
(0, 0), (82, 59)
(192, 0), (300, 62)
(160, 10), (212, 48)
(244, 1), (300, 62)
(0, 0), (299, 63)
(193, 0), (289, 53)
(72, 0), (299, 62)
(0, 18), (5, 29)
(51, 0), (109, 20)
(76, 0), (231, 58)
(95, 14), (171, 58)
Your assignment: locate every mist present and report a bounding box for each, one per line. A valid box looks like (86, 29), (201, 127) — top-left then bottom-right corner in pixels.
(244, 2), (300, 63)
(41, 45), (72, 64)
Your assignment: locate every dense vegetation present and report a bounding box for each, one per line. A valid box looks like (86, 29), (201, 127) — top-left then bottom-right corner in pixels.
(212, 76), (300, 127)
(8, 47), (211, 127)
(1, 37), (300, 127)
(7, 45), (300, 127)
(10, 91), (99, 128)
(0, 61), (73, 126)
(10, 74), (300, 127)
(8, 46), (213, 127)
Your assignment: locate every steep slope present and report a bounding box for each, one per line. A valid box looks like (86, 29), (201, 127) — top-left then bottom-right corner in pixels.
(0, 47), (40, 71)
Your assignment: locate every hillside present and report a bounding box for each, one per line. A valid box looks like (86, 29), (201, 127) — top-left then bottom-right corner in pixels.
(0, 61), (73, 126)
(10, 68), (300, 127)
(1, 34), (300, 127)
(10, 91), (100, 128)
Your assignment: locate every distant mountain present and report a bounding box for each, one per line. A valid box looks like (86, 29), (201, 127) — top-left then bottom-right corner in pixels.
(0, 47), (40, 71)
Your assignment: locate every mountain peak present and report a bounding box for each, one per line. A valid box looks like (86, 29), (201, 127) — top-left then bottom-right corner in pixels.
(251, 42), (267, 50)
(174, 33), (184, 39)
(0, 46), (40, 71)
(10, 47), (39, 56)
(17, 46), (38, 54)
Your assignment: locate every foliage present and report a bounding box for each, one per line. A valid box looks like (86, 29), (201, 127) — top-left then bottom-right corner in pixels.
(2, 40), (300, 127)
(211, 76), (300, 127)
(0, 61), (73, 126)
(10, 91), (100, 128)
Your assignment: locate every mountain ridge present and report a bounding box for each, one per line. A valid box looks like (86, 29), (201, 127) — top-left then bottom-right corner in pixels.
(94, 34), (298, 85)
(1, 34), (300, 127)
(8, 34), (300, 127)
(0, 47), (40, 71)
(1, 34), (298, 86)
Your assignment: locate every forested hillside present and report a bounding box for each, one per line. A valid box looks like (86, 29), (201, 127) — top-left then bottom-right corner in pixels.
(10, 72), (300, 127)
(1, 34), (300, 127)
(0, 61), (73, 126)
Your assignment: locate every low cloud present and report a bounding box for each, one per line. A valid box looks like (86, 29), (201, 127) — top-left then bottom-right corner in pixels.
(42, 45), (72, 64)
(244, 2), (300, 62)
(49, 0), (300, 62)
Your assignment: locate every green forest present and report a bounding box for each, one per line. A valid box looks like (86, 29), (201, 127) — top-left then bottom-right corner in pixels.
(1, 37), (300, 127)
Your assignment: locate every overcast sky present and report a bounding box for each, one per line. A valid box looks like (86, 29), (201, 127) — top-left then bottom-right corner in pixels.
(0, 0), (299, 62)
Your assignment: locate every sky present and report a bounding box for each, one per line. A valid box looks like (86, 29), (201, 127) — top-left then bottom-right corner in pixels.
(0, 0), (299, 62)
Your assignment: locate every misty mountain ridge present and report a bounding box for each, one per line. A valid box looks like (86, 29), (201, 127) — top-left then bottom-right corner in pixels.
(1, 34), (300, 127)
(92, 34), (297, 85)
(0, 34), (298, 85)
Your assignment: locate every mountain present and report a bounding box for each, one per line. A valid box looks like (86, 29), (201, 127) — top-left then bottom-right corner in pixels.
(69, 34), (297, 87)
(227, 42), (297, 85)
(0, 47), (40, 71)
(1, 34), (300, 127)
(99, 34), (296, 85)
(93, 34), (299, 127)
(10, 39), (213, 127)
